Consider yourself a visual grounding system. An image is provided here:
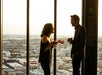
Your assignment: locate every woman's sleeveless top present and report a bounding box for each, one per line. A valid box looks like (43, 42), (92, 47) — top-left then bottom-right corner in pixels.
(39, 40), (52, 63)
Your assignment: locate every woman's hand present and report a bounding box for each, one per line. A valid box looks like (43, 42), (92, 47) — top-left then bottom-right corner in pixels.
(57, 40), (64, 44)
(51, 40), (64, 45)
(45, 40), (64, 51)
(51, 41), (57, 47)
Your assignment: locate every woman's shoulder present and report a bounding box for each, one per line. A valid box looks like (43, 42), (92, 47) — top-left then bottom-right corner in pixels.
(41, 35), (48, 43)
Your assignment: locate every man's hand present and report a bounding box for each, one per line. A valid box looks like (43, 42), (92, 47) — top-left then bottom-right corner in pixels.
(67, 38), (72, 44)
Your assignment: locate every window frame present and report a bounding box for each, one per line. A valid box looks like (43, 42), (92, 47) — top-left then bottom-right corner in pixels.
(26, 0), (30, 75)
(0, 0), (2, 74)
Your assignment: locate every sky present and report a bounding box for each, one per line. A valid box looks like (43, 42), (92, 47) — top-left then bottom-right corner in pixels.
(2, 0), (102, 36)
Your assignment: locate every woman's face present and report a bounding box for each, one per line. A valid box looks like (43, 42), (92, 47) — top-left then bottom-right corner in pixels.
(52, 27), (54, 33)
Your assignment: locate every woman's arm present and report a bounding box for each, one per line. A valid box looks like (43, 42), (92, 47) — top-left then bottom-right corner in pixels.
(45, 40), (64, 51)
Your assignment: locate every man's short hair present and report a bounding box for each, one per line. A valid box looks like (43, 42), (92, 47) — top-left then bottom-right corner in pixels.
(71, 14), (80, 22)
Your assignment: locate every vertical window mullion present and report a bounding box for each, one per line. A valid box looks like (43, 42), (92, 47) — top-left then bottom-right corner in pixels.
(54, 0), (57, 75)
(0, 0), (1, 74)
(0, 0), (2, 75)
(26, 0), (30, 75)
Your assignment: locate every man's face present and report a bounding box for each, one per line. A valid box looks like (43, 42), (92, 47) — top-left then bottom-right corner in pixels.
(71, 17), (75, 26)
(71, 17), (77, 27)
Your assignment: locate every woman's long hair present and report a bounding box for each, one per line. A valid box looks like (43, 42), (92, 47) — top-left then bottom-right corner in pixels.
(41, 23), (53, 37)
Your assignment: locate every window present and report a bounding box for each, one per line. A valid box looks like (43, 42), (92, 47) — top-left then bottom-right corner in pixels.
(29, 0), (54, 74)
(1, 0), (100, 75)
(2, 0), (26, 75)
(56, 0), (82, 74)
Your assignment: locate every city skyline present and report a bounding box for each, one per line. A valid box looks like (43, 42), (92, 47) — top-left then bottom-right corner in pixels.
(2, 33), (102, 75)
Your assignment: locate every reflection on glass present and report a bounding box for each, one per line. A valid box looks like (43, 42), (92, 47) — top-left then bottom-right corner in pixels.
(2, 0), (26, 75)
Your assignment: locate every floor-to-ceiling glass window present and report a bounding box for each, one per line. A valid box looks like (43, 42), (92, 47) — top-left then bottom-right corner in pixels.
(2, 0), (97, 75)
(29, 0), (54, 75)
(56, 0), (82, 75)
(98, 0), (102, 75)
(2, 0), (27, 75)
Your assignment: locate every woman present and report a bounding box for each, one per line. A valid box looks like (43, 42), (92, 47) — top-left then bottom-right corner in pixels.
(38, 23), (63, 75)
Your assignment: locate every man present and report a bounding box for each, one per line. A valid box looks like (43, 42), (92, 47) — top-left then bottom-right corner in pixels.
(68, 14), (86, 75)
